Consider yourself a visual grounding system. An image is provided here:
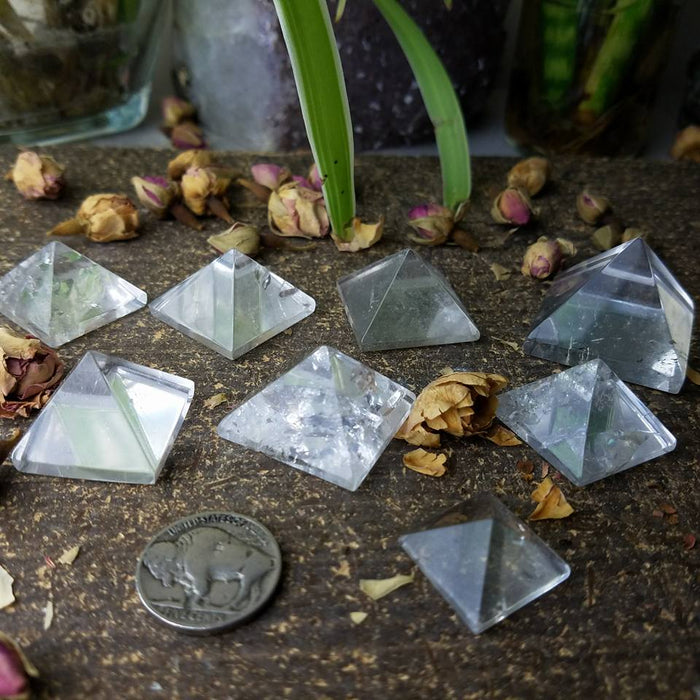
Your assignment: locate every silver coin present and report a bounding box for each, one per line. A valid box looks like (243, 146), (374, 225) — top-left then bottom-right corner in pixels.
(135, 511), (282, 634)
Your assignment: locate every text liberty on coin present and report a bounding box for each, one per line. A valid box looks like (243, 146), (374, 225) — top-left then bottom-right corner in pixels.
(136, 512), (282, 634)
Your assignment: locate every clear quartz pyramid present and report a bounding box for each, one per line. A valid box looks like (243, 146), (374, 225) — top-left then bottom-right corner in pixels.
(149, 250), (315, 360)
(0, 241), (147, 347)
(496, 359), (676, 486)
(217, 345), (415, 491)
(523, 238), (694, 393)
(400, 493), (570, 634)
(337, 248), (479, 351)
(12, 351), (194, 484)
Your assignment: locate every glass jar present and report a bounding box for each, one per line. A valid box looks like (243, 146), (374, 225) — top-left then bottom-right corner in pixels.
(0, 0), (167, 145)
(505, 0), (680, 156)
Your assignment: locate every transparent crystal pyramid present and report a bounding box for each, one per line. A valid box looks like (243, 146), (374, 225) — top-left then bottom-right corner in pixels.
(523, 238), (694, 393)
(149, 250), (315, 360)
(496, 359), (676, 486)
(400, 493), (570, 634)
(217, 345), (415, 491)
(337, 248), (479, 351)
(12, 351), (194, 484)
(0, 241), (147, 347)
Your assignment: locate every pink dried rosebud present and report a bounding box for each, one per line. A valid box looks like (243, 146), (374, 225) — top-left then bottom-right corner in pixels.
(0, 632), (38, 699)
(307, 163), (323, 191)
(576, 189), (610, 225)
(170, 121), (206, 150)
(0, 326), (64, 419)
(268, 182), (329, 239)
(161, 96), (196, 129)
(49, 194), (140, 242)
(7, 151), (65, 200)
(521, 237), (576, 280)
(491, 187), (534, 226)
(251, 163), (291, 192)
(407, 203), (454, 246)
(131, 176), (178, 218)
(167, 149), (213, 180)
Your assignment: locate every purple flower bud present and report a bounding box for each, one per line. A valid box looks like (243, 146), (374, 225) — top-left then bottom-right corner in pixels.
(170, 121), (206, 150)
(0, 632), (38, 698)
(491, 187), (534, 226)
(521, 237), (575, 280)
(131, 176), (178, 218)
(407, 202), (454, 246)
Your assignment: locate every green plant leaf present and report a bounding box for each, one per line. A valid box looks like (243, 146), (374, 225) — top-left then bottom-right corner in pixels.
(372, 0), (471, 210)
(273, 0), (355, 240)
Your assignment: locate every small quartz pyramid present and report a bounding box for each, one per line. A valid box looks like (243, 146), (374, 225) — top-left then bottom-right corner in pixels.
(149, 249), (315, 360)
(337, 248), (479, 351)
(12, 351), (194, 484)
(496, 360), (676, 486)
(217, 345), (414, 491)
(523, 238), (694, 393)
(400, 493), (570, 634)
(0, 241), (146, 347)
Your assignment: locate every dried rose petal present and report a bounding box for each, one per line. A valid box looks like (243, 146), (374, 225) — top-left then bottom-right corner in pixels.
(529, 477), (574, 520)
(207, 222), (260, 256)
(332, 217), (383, 252)
(251, 163), (291, 191)
(507, 157), (551, 197)
(402, 448), (447, 477)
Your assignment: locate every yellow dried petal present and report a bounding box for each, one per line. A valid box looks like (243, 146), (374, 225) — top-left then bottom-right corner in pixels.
(360, 573), (414, 601)
(529, 478), (574, 520)
(484, 425), (522, 446)
(0, 326), (41, 359)
(203, 393), (228, 410)
(350, 612), (368, 625)
(0, 565), (14, 609)
(57, 545), (80, 565)
(402, 448), (447, 477)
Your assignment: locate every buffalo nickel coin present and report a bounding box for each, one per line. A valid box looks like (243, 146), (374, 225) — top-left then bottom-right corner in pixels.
(136, 511), (282, 634)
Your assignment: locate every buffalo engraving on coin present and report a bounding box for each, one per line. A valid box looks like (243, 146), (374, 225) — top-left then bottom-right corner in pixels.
(136, 512), (282, 633)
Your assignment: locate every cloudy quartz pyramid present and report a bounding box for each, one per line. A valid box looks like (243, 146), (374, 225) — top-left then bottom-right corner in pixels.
(523, 238), (694, 393)
(12, 352), (194, 484)
(217, 346), (414, 490)
(0, 241), (146, 347)
(149, 250), (315, 360)
(496, 360), (676, 486)
(337, 248), (479, 351)
(400, 493), (570, 634)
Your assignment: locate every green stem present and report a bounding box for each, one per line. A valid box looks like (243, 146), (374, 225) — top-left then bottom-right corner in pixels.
(539, 0), (579, 107)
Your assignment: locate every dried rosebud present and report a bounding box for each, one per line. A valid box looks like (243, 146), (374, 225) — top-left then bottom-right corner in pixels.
(7, 151), (65, 200)
(207, 222), (261, 256)
(268, 182), (329, 239)
(131, 176), (178, 218)
(181, 166), (232, 219)
(251, 163), (291, 192)
(670, 125), (700, 162)
(333, 217), (384, 252)
(521, 236), (576, 280)
(0, 326), (64, 419)
(591, 223), (622, 251)
(170, 121), (206, 150)
(621, 227), (650, 244)
(407, 203), (454, 246)
(395, 371), (507, 448)
(0, 632), (39, 699)
(161, 96), (196, 129)
(167, 149), (213, 180)
(49, 194), (140, 243)
(507, 157), (551, 197)
(576, 189), (610, 225)
(491, 187), (534, 226)
(307, 163), (323, 191)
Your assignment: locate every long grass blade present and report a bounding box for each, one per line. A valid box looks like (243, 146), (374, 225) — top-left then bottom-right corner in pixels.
(372, 0), (471, 209)
(273, 0), (355, 239)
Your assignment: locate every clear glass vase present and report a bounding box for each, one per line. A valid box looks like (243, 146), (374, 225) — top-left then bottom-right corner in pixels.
(0, 0), (167, 146)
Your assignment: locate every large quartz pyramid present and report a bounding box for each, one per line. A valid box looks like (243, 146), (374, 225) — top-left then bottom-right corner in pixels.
(12, 351), (194, 484)
(149, 250), (315, 360)
(0, 241), (146, 347)
(400, 493), (570, 634)
(496, 360), (676, 486)
(523, 238), (694, 394)
(217, 345), (414, 491)
(337, 248), (479, 351)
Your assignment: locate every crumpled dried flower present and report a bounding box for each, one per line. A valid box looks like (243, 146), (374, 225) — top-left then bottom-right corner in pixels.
(529, 477), (574, 520)
(167, 149), (213, 180)
(181, 166), (232, 222)
(0, 631), (39, 699)
(576, 189), (610, 225)
(395, 371), (508, 447)
(407, 203), (454, 246)
(507, 157), (551, 197)
(0, 327), (64, 419)
(6, 151), (65, 200)
(207, 222), (261, 256)
(268, 181), (329, 239)
(332, 217), (383, 252)
(491, 187), (534, 226)
(131, 176), (179, 218)
(49, 194), (139, 242)
(521, 236), (576, 280)
(170, 120), (206, 150)
(402, 448), (447, 477)
(162, 96), (196, 130)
